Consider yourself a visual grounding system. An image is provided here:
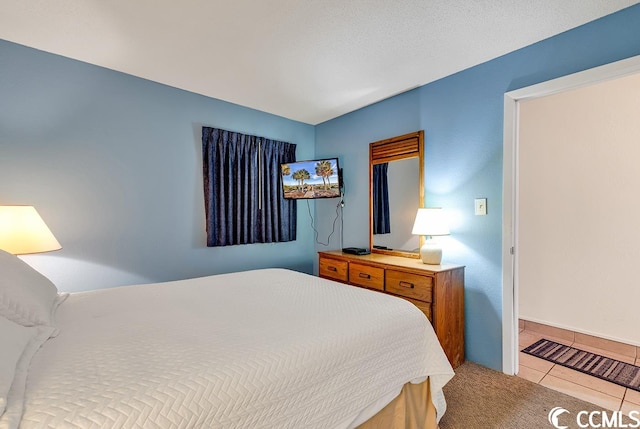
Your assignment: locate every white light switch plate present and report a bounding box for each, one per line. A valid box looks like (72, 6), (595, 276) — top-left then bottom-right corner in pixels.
(475, 198), (487, 215)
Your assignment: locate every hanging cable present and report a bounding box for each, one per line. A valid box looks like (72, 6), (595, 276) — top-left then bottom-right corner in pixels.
(339, 180), (345, 249)
(306, 199), (341, 246)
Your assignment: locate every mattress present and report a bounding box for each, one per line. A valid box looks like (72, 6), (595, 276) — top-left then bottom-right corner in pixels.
(5, 268), (454, 428)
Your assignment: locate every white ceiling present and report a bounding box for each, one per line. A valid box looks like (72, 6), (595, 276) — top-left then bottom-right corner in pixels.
(0, 1), (637, 124)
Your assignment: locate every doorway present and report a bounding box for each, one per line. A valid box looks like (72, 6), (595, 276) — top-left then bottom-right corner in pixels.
(501, 54), (640, 376)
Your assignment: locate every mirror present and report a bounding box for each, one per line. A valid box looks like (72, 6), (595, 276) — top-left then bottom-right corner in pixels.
(369, 131), (424, 258)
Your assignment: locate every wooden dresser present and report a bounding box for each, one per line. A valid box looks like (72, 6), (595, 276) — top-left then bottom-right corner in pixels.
(318, 250), (465, 368)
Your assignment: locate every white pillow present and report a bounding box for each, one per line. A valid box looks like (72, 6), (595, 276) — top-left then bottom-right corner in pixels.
(0, 315), (36, 416)
(0, 249), (60, 327)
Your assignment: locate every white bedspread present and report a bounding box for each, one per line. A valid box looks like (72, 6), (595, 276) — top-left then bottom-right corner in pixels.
(7, 268), (454, 429)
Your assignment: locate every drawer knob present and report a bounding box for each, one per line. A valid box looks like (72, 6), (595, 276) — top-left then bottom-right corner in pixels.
(328, 266), (337, 272)
(399, 281), (415, 289)
(358, 272), (371, 279)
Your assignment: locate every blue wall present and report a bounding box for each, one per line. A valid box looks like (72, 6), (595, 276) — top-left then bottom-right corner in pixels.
(315, 4), (640, 370)
(0, 40), (316, 291)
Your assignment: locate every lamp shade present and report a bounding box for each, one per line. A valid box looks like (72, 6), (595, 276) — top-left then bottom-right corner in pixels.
(0, 206), (61, 255)
(411, 208), (450, 237)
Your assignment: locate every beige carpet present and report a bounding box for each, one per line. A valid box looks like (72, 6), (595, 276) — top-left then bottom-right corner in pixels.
(439, 361), (633, 429)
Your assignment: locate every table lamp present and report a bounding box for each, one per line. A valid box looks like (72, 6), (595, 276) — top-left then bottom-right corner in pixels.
(0, 205), (61, 254)
(411, 208), (449, 265)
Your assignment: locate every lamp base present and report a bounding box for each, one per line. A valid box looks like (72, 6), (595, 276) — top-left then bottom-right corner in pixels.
(419, 240), (442, 265)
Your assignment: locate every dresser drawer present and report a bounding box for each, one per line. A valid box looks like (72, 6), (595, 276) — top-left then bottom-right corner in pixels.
(404, 297), (433, 322)
(319, 257), (348, 282)
(385, 270), (433, 302)
(349, 263), (384, 291)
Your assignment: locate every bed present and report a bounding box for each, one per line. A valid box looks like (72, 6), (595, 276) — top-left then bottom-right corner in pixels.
(0, 250), (454, 429)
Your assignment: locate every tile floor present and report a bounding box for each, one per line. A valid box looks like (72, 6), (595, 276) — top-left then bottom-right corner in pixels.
(517, 320), (640, 416)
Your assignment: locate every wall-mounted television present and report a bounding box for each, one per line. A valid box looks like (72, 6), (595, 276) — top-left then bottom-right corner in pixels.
(280, 158), (341, 199)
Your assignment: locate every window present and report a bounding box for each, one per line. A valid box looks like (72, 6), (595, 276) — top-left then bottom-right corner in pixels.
(202, 127), (296, 246)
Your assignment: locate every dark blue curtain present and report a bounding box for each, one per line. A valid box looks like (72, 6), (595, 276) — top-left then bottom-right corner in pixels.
(202, 127), (296, 246)
(372, 162), (390, 234)
(259, 139), (296, 243)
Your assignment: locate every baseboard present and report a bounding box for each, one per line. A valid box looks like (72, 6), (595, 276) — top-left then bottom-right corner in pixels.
(519, 317), (639, 358)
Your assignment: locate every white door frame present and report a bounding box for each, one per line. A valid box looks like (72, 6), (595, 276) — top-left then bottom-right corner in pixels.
(501, 55), (640, 375)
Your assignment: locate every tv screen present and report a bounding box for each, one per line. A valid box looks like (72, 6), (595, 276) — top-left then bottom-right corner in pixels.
(280, 158), (341, 199)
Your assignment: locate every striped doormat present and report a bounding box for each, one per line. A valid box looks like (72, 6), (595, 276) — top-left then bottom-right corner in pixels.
(522, 338), (640, 392)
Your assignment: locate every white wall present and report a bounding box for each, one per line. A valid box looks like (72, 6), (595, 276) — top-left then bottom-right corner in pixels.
(518, 72), (640, 345)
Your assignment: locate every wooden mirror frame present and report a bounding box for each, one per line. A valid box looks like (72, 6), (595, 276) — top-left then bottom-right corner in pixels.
(369, 131), (424, 258)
